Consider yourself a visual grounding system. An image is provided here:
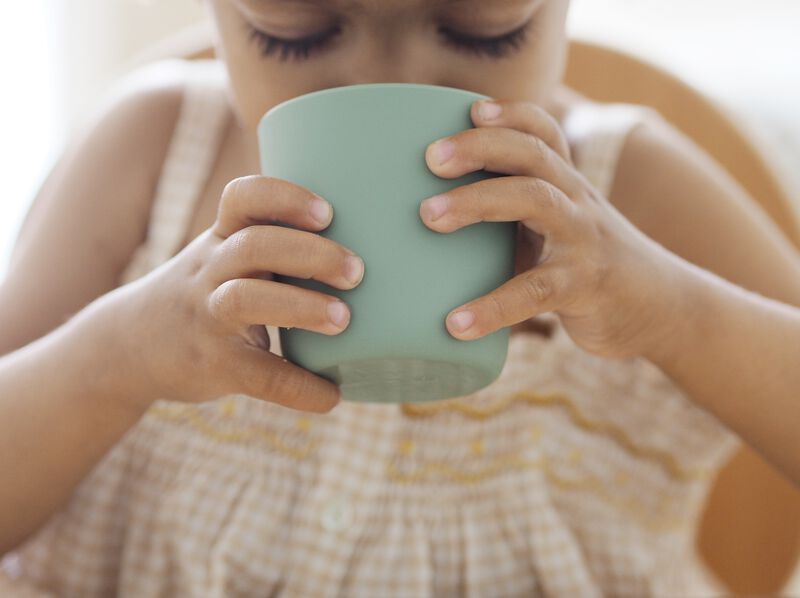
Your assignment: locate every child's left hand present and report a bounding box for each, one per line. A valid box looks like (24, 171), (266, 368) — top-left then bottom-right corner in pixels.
(420, 98), (684, 359)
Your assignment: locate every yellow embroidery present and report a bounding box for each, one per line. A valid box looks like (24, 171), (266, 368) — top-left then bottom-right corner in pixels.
(568, 448), (583, 465)
(386, 452), (685, 531)
(529, 425), (543, 443)
(387, 452), (539, 485)
(471, 438), (485, 456)
(402, 390), (708, 482)
(145, 403), (699, 532)
(149, 404), (317, 460)
(221, 398), (237, 417)
(398, 439), (415, 456)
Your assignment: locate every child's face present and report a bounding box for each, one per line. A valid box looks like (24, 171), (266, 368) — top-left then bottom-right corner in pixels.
(207, 0), (570, 132)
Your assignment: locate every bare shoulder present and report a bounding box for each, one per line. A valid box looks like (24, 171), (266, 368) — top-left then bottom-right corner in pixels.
(556, 86), (800, 305)
(62, 59), (190, 245)
(0, 60), (190, 353)
(11, 59), (190, 268)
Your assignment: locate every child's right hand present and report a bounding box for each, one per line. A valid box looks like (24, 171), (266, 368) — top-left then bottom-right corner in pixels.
(113, 175), (364, 414)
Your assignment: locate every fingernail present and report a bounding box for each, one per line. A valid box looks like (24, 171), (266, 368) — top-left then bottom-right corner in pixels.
(344, 255), (364, 285)
(478, 100), (502, 120)
(328, 301), (349, 327)
(432, 139), (455, 165)
(448, 310), (475, 332)
(422, 194), (448, 221)
(310, 197), (331, 225)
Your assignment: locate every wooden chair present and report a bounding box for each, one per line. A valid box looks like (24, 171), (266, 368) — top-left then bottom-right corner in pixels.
(134, 21), (800, 594)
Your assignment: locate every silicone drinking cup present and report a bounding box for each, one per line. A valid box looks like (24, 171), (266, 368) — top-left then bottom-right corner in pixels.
(258, 83), (516, 403)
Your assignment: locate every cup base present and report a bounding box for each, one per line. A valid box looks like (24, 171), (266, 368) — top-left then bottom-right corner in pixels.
(318, 357), (497, 403)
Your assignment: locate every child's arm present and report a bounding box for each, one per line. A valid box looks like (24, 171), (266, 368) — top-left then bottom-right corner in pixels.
(3, 131), (365, 558)
(643, 252), (800, 486)
(0, 65), (191, 554)
(0, 66), (189, 554)
(0, 62), (184, 356)
(609, 109), (800, 485)
(1, 63), (354, 553)
(0, 287), (150, 555)
(421, 97), (800, 484)
(0, 171), (356, 553)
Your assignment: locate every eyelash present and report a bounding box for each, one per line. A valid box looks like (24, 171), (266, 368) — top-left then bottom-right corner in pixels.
(244, 18), (533, 63)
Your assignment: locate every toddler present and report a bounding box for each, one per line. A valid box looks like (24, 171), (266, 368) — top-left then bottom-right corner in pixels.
(2, 0), (800, 595)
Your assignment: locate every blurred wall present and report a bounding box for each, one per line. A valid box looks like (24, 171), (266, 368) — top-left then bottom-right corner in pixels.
(52, 0), (207, 140)
(0, 1), (61, 279)
(568, 0), (800, 208)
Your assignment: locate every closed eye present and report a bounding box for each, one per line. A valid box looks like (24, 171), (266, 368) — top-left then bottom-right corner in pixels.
(244, 16), (535, 63)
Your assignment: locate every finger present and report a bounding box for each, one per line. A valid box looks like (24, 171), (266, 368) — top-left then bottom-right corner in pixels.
(212, 175), (333, 239)
(233, 343), (341, 413)
(207, 224), (365, 290)
(207, 278), (352, 336)
(445, 262), (570, 340)
(470, 99), (572, 164)
(425, 127), (582, 197)
(419, 175), (575, 238)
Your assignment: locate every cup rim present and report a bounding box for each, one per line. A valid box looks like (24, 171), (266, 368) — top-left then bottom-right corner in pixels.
(258, 82), (488, 131)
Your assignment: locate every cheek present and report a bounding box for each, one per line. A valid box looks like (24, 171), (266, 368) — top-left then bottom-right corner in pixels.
(223, 64), (271, 130)
(222, 53), (306, 130)
(535, 4), (570, 87)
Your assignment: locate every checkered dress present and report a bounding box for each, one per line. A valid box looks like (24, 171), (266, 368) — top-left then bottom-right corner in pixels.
(1, 59), (740, 597)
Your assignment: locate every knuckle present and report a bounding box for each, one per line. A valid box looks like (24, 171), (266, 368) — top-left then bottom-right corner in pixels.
(208, 279), (244, 322)
(590, 253), (614, 293)
(261, 175), (293, 200)
(540, 111), (563, 144)
(539, 107), (559, 131)
(540, 183), (564, 212)
(269, 362), (310, 406)
(523, 178), (560, 213)
(523, 104), (568, 157)
(525, 102), (550, 129)
(521, 272), (553, 305)
(264, 360), (292, 394)
(528, 134), (550, 164)
(229, 226), (263, 263)
(219, 177), (246, 215)
(486, 292), (508, 322)
(520, 177), (545, 200)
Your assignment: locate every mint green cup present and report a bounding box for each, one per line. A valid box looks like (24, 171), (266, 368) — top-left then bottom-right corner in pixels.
(258, 83), (516, 403)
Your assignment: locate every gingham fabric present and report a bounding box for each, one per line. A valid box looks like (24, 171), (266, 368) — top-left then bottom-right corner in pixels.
(1, 59), (741, 597)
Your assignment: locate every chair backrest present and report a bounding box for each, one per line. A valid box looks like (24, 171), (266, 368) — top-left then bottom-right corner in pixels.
(137, 26), (800, 595)
(565, 40), (800, 248)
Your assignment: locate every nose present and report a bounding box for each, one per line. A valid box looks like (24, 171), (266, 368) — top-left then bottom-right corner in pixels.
(341, 61), (439, 88)
(336, 31), (440, 87)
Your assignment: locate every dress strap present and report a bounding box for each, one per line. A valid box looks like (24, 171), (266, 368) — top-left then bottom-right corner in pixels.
(562, 102), (657, 199)
(121, 59), (231, 281)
